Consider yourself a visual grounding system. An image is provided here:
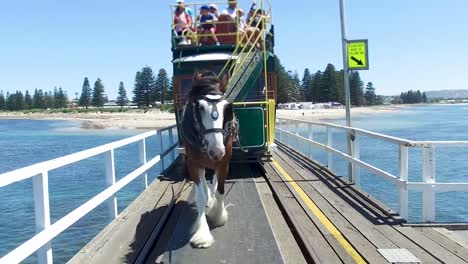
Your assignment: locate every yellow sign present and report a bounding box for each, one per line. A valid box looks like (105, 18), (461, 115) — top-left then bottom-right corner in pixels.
(347, 40), (369, 70)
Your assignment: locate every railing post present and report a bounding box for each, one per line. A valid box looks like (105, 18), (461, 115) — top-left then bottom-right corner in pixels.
(169, 127), (176, 162)
(422, 145), (436, 222)
(398, 145), (409, 220)
(308, 123), (313, 160)
(159, 130), (165, 171)
(326, 126), (333, 171)
(138, 138), (148, 188)
(33, 171), (53, 264)
(105, 150), (118, 219)
(352, 135), (360, 186)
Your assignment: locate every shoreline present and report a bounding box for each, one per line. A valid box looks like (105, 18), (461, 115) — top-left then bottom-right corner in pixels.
(0, 110), (177, 129)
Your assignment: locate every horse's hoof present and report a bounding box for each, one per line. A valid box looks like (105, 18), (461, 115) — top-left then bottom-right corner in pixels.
(207, 206), (228, 227)
(206, 197), (215, 208)
(190, 231), (214, 248)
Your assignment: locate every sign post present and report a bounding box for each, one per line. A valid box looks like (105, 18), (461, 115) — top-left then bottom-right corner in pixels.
(339, 0), (370, 184)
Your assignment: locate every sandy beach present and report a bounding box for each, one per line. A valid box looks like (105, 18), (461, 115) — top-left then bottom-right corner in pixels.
(276, 104), (410, 122)
(0, 110), (177, 129)
(0, 104), (411, 129)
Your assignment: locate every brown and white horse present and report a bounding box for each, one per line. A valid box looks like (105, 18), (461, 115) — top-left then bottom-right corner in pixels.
(181, 71), (237, 248)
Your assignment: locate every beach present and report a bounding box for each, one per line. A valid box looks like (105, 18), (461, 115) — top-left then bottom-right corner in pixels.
(276, 104), (409, 121)
(0, 104), (412, 129)
(0, 110), (177, 129)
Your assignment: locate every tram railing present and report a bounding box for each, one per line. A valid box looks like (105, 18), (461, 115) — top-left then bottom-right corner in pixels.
(0, 125), (178, 264)
(276, 118), (468, 223)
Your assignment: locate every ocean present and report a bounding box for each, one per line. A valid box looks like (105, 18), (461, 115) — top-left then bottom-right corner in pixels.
(0, 120), (166, 263)
(284, 104), (468, 223)
(1, 104), (468, 262)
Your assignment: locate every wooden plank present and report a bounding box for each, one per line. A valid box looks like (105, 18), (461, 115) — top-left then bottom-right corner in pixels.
(274, 147), (442, 263)
(252, 168), (307, 264)
(272, 154), (390, 263)
(263, 163), (343, 263)
(415, 227), (468, 261)
(395, 226), (467, 264)
(434, 228), (468, 250)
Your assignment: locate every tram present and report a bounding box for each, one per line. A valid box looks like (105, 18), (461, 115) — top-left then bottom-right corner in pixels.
(171, 0), (276, 161)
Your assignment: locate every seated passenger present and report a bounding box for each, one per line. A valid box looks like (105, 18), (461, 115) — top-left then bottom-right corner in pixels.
(176, 0), (194, 27)
(221, 0), (237, 19)
(209, 4), (219, 18)
(238, 9), (247, 33)
(198, 5), (220, 46)
(174, 3), (193, 44)
(245, 9), (265, 47)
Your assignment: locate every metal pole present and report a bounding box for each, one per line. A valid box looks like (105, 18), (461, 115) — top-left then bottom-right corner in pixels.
(339, 0), (354, 183)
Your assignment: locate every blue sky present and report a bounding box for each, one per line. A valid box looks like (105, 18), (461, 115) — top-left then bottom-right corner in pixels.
(1, 0), (467, 99)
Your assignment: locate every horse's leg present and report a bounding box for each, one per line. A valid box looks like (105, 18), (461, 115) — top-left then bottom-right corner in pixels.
(189, 167), (214, 248)
(206, 163), (228, 227)
(207, 173), (218, 208)
(201, 171), (212, 207)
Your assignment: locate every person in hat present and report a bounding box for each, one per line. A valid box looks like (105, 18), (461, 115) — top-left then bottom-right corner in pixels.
(209, 4), (219, 18)
(174, 1), (193, 39)
(221, 0), (237, 19)
(198, 5), (220, 46)
(176, 0), (194, 23)
(237, 8), (247, 32)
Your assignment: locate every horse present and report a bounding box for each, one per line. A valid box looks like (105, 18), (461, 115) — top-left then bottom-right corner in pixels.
(180, 71), (238, 248)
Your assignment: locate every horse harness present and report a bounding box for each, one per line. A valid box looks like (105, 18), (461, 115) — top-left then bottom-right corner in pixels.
(182, 92), (238, 150)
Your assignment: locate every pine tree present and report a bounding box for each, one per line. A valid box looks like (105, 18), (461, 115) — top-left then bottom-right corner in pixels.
(56, 87), (68, 108)
(79, 77), (92, 109)
(154, 68), (170, 104)
(0, 90), (6, 110)
(318, 64), (338, 102)
(301, 68), (311, 100)
(116, 82), (128, 108)
(44, 91), (54, 109)
(349, 71), (364, 106)
(274, 57), (290, 103)
(422, 92), (428, 103)
(133, 67), (156, 107)
(16, 91), (25, 110)
(307, 71), (322, 103)
(33, 89), (45, 109)
(92, 78), (106, 108)
(364, 82), (377, 105)
(335, 70), (345, 104)
(24, 90), (33, 109)
(289, 71), (302, 102)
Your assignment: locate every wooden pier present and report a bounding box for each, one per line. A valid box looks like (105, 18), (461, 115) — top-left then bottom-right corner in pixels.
(70, 143), (468, 264)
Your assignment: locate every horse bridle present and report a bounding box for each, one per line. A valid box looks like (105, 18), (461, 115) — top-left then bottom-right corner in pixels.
(191, 93), (237, 148)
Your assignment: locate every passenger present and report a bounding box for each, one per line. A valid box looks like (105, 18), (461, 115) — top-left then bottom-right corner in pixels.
(174, 2), (193, 38)
(198, 5), (220, 46)
(245, 9), (265, 47)
(176, 0), (194, 24)
(221, 0), (238, 19)
(237, 9), (248, 33)
(246, 0), (257, 25)
(209, 4), (219, 18)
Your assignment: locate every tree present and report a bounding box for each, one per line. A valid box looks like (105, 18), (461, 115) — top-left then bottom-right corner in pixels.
(92, 78), (106, 108)
(274, 57), (290, 103)
(349, 71), (364, 106)
(24, 90), (33, 109)
(79, 77), (92, 109)
(154, 68), (170, 104)
(307, 71), (322, 102)
(301, 68), (311, 100)
(44, 91), (54, 109)
(318, 63), (338, 102)
(288, 71), (302, 102)
(133, 67), (155, 107)
(0, 90), (6, 110)
(55, 87), (68, 108)
(422, 92), (428, 103)
(33, 89), (45, 109)
(116, 82), (128, 108)
(364, 82), (377, 105)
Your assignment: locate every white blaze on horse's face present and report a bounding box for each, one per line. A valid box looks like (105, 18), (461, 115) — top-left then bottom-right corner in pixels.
(198, 95), (228, 161)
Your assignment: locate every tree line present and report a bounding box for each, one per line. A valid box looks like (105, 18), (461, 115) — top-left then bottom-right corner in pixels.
(392, 90), (428, 104)
(274, 57), (383, 106)
(0, 88), (67, 111)
(0, 67), (173, 111)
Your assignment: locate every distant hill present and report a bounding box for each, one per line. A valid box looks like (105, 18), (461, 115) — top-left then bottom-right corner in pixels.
(425, 89), (468, 99)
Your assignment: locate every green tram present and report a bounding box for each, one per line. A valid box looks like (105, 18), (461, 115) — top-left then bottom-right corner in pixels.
(171, 1), (276, 161)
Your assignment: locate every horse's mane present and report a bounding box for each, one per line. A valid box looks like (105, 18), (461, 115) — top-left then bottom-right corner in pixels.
(188, 71), (222, 99)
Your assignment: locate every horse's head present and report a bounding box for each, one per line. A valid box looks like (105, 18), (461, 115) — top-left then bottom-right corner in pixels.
(189, 71), (234, 161)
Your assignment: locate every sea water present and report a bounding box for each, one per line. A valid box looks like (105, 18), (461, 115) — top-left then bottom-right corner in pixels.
(0, 120), (169, 263)
(283, 104), (468, 223)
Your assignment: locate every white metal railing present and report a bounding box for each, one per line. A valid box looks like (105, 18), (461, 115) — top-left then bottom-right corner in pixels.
(276, 118), (468, 223)
(0, 125), (178, 264)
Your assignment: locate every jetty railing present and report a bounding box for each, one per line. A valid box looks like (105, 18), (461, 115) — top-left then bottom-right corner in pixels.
(276, 118), (468, 223)
(0, 125), (178, 264)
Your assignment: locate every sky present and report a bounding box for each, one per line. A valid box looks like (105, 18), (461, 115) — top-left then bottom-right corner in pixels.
(1, 0), (467, 99)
